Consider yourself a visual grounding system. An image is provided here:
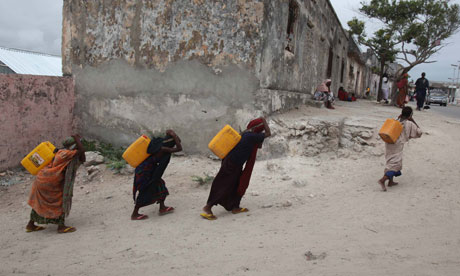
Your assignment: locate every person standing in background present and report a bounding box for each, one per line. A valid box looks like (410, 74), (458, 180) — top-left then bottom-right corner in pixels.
(382, 76), (390, 104)
(396, 74), (409, 108)
(415, 72), (430, 111)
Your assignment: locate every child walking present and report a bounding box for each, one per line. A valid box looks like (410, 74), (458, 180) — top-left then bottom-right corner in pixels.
(378, 107), (422, 191)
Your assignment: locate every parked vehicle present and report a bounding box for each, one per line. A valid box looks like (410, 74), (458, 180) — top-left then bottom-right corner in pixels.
(426, 89), (448, 106)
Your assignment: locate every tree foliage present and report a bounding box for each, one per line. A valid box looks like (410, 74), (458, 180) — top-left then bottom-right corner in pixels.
(348, 18), (398, 68)
(348, 0), (460, 79)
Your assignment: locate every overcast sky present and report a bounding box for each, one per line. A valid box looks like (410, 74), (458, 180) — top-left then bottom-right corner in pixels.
(0, 0), (459, 82)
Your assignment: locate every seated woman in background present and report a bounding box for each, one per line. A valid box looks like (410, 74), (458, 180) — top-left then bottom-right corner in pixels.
(131, 130), (182, 220)
(26, 134), (86, 234)
(315, 79), (335, 109)
(349, 93), (357, 102)
(338, 87), (348, 101)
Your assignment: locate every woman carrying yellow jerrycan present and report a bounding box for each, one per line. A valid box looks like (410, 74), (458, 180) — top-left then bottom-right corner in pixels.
(26, 135), (86, 234)
(202, 117), (271, 220)
(131, 130), (182, 220)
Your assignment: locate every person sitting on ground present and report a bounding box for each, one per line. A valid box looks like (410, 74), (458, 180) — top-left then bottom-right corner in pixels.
(131, 130), (182, 220)
(26, 134), (86, 234)
(201, 117), (271, 220)
(338, 87), (348, 101)
(315, 79), (335, 109)
(349, 93), (357, 102)
(378, 107), (422, 191)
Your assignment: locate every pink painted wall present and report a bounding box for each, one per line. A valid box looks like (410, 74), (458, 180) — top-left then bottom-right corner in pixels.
(0, 75), (75, 171)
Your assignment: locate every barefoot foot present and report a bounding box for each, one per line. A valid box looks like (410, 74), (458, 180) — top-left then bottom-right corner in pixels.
(378, 180), (387, 192)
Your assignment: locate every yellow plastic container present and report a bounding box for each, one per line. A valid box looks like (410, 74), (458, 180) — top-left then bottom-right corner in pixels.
(21, 141), (56, 175)
(379, 119), (403, 144)
(122, 135), (151, 168)
(208, 125), (242, 159)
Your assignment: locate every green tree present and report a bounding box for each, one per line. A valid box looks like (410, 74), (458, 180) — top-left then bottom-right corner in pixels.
(348, 0), (460, 101)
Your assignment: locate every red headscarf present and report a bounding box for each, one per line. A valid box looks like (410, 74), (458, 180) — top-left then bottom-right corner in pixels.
(246, 118), (264, 133)
(237, 118), (264, 197)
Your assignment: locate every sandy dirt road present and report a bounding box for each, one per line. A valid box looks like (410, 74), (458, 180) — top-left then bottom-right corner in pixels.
(1, 101), (460, 276)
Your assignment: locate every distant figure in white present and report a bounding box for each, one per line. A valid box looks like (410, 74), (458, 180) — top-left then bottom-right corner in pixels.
(382, 76), (389, 104)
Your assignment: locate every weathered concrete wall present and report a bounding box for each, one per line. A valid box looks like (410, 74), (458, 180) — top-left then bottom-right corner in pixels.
(0, 75), (75, 170)
(72, 59), (260, 152)
(62, 0), (265, 73)
(62, 0), (352, 153)
(63, 0), (268, 153)
(362, 50), (381, 99)
(346, 56), (366, 97)
(258, 0), (349, 96)
(254, 88), (320, 114)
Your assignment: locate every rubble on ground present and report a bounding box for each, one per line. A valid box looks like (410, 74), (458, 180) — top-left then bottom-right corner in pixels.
(119, 165), (135, 175)
(84, 151), (104, 166)
(0, 169), (29, 187)
(260, 116), (381, 159)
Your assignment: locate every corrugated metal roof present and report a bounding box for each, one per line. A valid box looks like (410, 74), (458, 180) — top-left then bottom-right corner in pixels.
(0, 46), (62, 76)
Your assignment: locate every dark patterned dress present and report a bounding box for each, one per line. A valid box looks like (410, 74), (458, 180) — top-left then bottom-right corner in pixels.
(133, 154), (170, 207)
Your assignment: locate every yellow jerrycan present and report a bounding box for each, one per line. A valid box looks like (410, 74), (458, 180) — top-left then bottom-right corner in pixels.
(379, 119), (403, 144)
(122, 135), (151, 168)
(208, 125), (242, 159)
(21, 141), (57, 175)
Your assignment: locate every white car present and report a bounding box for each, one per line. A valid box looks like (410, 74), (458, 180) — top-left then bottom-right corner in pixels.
(426, 90), (448, 106)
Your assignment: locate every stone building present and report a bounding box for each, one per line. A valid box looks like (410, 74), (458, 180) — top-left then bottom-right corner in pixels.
(345, 38), (366, 98)
(62, 0), (350, 152)
(362, 49), (381, 99)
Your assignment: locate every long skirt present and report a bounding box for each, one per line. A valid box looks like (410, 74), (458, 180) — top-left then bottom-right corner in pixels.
(30, 209), (65, 225)
(207, 157), (243, 211)
(28, 149), (79, 220)
(134, 156), (169, 207)
(397, 88), (407, 107)
(135, 178), (169, 207)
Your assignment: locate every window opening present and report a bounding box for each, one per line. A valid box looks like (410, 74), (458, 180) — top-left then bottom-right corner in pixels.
(285, 0), (299, 53)
(340, 59), (345, 83)
(326, 47), (333, 78)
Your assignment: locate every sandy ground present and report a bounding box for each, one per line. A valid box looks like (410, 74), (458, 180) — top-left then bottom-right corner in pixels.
(1, 101), (460, 276)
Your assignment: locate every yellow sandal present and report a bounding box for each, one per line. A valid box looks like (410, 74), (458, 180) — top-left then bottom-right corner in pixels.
(58, 226), (76, 234)
(232, 208), (249, 214)
(200, 213), (217, 220)
(25, 226), (45, 233)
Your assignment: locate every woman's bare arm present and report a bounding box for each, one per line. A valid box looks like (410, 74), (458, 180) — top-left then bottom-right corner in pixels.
(161, 130), (183, 153)
(260, 117), (271, 138)
(72, 134), (86, 163)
